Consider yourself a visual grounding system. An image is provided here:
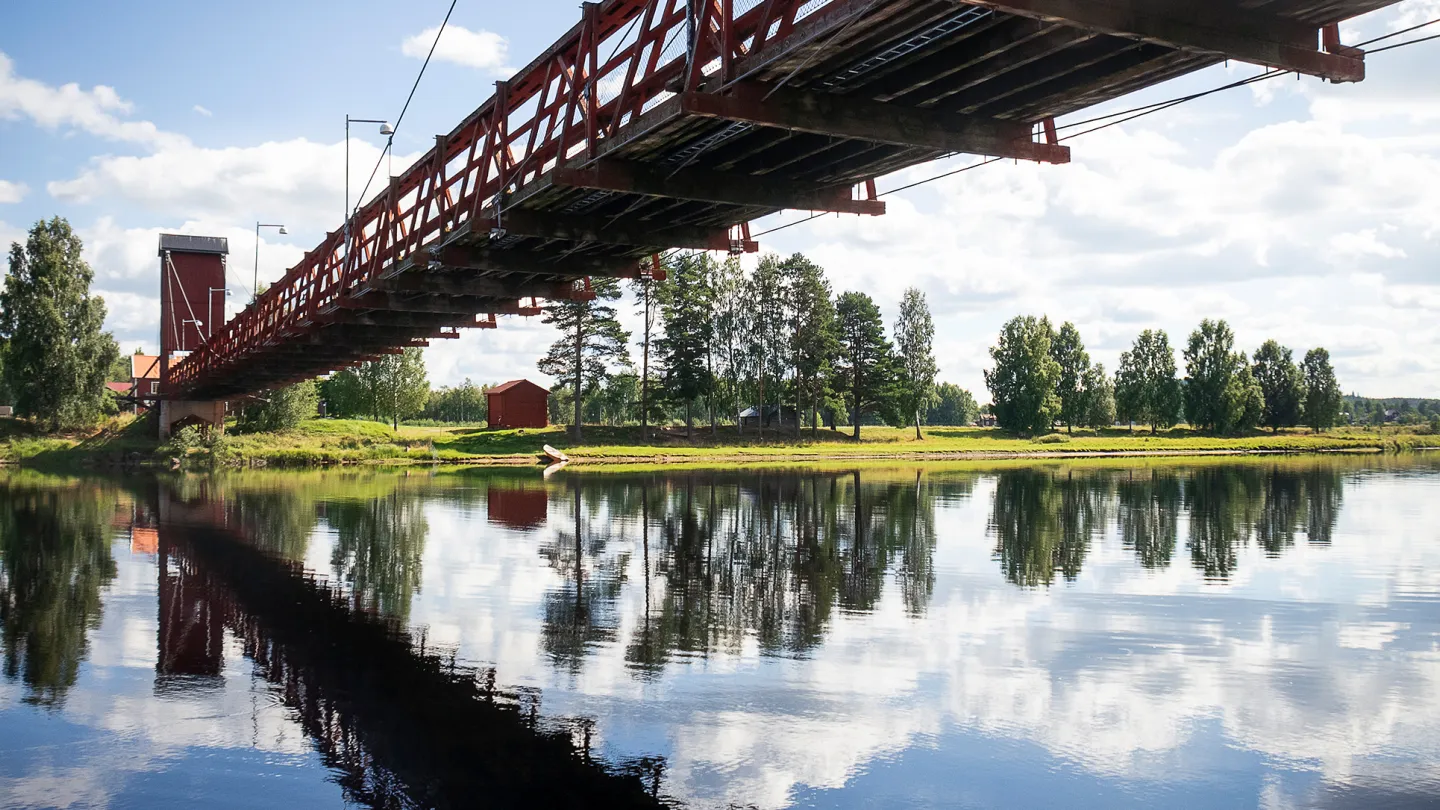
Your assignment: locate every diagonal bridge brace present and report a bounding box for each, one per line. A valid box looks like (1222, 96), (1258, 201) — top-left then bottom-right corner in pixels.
(552, 160), (886, 216)
(679, 81), (1071, 164)
(959, 0), (1365, 83)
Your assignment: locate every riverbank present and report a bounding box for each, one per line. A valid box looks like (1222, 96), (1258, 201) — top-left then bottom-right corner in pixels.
(2, 416), (1435, 469)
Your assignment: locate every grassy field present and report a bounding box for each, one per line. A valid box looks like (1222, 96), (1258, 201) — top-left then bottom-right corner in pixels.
(3, 414), (1436, 469)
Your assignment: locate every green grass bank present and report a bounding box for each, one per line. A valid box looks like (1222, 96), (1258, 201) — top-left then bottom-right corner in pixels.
(3, 415), (1436, 469)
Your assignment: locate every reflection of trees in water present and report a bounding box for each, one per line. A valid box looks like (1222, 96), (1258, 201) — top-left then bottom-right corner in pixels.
(990, 470), (1103, 587)
(327, 493), (429, 623)
(540, 481), (630, 674)
(1118, 470), (1181, 569)
(230, 489), (319, 562)
(993, 463), (1348, 584)
(537, 470), (961, 676)
(0, 480), (118, 707)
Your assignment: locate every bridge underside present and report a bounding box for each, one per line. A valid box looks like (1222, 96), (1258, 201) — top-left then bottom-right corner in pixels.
(169, 0), (1396, 400)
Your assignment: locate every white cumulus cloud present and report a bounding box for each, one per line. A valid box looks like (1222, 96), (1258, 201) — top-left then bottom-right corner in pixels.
(192, 104), (212, 117)
(402, 24), (510, 73)
(0, 179), (27, 204)
(0, 51), (187, 149)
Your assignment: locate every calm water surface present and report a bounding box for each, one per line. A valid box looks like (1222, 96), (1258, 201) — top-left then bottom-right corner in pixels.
(2, 456), (1439, 809)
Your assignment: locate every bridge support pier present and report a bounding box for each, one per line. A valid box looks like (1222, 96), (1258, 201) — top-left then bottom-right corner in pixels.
(159, 400), (226, 439)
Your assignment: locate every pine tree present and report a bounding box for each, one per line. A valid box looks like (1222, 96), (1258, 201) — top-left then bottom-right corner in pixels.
(835, 291), (895, 440)
(538, 277), (631, 441)
(1301, 348), (1343, 433)
(1252, 339), (1305, 432)
(894, 287), (937, 440)
(0, 218), (119, 430)
(985, 316), (1060, 436)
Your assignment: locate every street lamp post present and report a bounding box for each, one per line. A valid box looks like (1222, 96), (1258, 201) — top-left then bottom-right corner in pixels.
(345, 116), (394, 253)
(207, 286), (231, 340)
(253, 222), (287, 303)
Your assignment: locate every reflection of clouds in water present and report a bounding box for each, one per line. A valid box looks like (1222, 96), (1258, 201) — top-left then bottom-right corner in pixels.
(404, 468), (1440, 810)
(0, 538), (327, 807)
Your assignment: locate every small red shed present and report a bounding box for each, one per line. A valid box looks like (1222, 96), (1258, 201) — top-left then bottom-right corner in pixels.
(487, 379), (549, 429)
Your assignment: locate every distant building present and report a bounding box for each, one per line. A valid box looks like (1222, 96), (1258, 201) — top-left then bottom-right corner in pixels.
(739, 405), (799, 431)
(132, 354), (163, 401)
(487, 379), (549, 429)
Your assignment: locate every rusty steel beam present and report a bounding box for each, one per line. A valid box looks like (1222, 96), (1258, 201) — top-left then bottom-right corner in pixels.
(477, 211), (757, 252)
(680, 82), (1070, 163)
(335, 293), (502, 315)
(426, 244), (637, 278)
(373, 273), (583, 299)
(960, 1), (1365, 82)
(552, 159), (886, 215)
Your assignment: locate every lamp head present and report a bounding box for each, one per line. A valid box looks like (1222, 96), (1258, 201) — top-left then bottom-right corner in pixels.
(379, 122), (395, 136)
(278, 226), (288, 235)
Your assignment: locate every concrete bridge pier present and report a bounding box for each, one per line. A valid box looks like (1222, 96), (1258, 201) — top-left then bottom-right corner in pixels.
(159, 400), (226, 439)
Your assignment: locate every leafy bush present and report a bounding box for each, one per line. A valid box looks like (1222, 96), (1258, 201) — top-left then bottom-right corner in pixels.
(1035, 433), (1070, 444)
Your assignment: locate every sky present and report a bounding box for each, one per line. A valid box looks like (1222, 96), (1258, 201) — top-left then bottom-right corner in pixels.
(1, 0), (1437, 398)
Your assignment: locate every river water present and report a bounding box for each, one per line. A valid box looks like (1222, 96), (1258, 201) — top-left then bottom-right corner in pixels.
(1, 456), (1438, 809)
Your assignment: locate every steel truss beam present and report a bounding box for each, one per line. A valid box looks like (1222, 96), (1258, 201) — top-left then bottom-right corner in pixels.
(553, 159), (886, 215)
(476, 212), (757, 253)
(680, 82), (1070, 164)
(373, 273), (584, 299)
(960, 1), (1365, 82)
(426, 245), (636, 277)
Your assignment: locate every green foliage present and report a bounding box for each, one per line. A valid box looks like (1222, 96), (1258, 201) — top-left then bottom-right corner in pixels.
(0, 479), (118, 706)
(539, 277), (631, 439)
(1223, 356), (1265, 435)
(1115, 329), (1182, 433)
(422, 378), (488, 423)
(709, 256), (748, 426)
(1252, 340), (1305, 432)
(0, 218), (120, 430)
(1082, 363), (1116, 428)
(1301, 348), (1343, 432)
(927, 382), (979, 426)
(1050, 321), (1090, 433)
(747, 255), (790, 428)
(236, 380), (320, 433)
(893, 288), (937, 438)
(835, 291), (898, 439)
(785, 254), (839, 435)
(985, 315), (1060, 436)
(1184, 319), (1258, 434)
(324, 349), (429, 429)
(657, 253), (715, 426)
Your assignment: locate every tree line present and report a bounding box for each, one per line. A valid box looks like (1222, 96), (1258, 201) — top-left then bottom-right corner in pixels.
(537, 252), (981, 440)
(985, 316), (1344, 436)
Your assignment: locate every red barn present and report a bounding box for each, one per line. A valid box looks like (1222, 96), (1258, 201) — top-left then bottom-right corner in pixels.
(487, 379), (549, 429)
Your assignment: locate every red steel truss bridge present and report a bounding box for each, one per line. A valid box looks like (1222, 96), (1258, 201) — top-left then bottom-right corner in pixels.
(165, 0), (1397, 400)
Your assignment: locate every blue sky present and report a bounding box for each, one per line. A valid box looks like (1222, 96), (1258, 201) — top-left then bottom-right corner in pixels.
(2, 0), (1438, 397)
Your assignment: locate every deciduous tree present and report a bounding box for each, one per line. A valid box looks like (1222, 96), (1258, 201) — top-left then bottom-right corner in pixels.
(985, 316), (1061, 436)
(657, 253), (714, 435)
(1252, 339), (1305, 432)
(364, 347), (429, 430)
(783, 254), (838, 438)
(1050, 321), (1091, 434)
(1082, 363), (1116, 428)
(236, 380), (320, 433)
(1184, 319), (1258, 434)
(1114, 329), (1182, 433)
(927, 383), (979, 426)
(894, 288), (937, 440)
(0, 218), (119, 430)
(1301, 348), (1343, 433)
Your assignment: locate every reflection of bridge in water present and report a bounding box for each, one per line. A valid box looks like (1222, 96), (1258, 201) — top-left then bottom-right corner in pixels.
(152, 488), (667, 810)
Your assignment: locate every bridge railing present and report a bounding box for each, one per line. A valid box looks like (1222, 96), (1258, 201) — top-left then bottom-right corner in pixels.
(167, 0), (848, 395)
